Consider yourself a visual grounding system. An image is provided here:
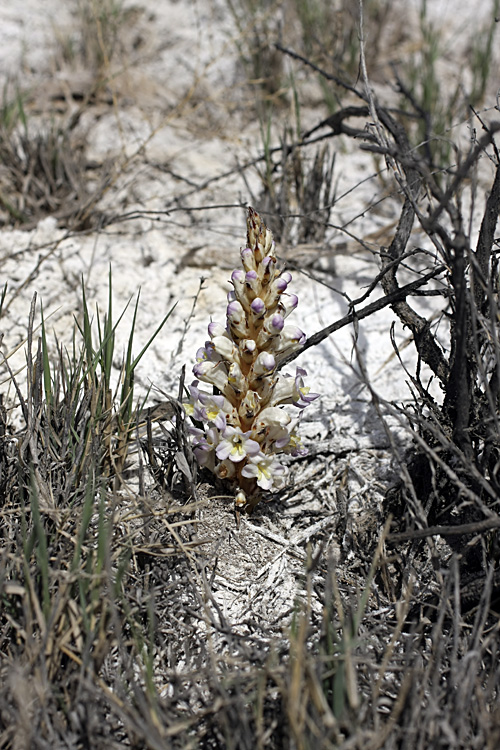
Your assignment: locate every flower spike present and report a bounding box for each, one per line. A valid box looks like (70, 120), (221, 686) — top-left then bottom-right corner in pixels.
(184, 207), (318, 511)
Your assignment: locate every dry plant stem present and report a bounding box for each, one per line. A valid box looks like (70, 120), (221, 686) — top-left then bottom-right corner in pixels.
(389, 515), (500, 543)
(473, 159), (500, 310)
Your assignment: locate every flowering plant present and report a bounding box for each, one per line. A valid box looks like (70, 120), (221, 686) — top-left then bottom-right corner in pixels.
(185, 207), (318, 511)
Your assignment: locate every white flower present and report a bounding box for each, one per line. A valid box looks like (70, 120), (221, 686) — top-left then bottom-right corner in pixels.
(241, 452), (287, 490)
(254, 406), (291, 430)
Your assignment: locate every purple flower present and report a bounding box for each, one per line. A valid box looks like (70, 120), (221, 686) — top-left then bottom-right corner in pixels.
(195, 342), (218, 363)
(186, 208), (319, 504)
(196, 391), (228, 429)
(193, 360), (229, 393)
(292, 367), (320, 408)
(274, 326), (306, 353)
(188, 380), (201, 400)
(190, 426), (219, 466)
(284, 428), (308, 457)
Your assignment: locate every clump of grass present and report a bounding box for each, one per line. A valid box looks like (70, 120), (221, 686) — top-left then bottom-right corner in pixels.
(255, 122), (336, 245)
(0, 83), (109, 229)
(290, 0), (393, 78)
(65, 0), (132, 75)
(226, 0), (399, 116)
(1, 271), (174, 506)
(0, 275), (194, 748)
(225, 0), (286, 109)
(245, 89), (336, 246)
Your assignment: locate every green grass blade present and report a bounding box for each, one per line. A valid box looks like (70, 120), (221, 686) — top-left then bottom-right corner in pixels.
(29, 477), (50, 621)
(40, 302), (53, 411)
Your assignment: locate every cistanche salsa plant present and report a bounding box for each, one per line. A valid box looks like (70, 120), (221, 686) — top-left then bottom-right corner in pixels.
(185, 207), (318, 511)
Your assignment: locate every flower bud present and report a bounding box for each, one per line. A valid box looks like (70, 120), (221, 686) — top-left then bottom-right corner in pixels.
(250, 297), (266, 318)
(239, 338), (257, 364)
(208, 321), (227, 339)
(245, 270), (260, 299)
(231, 269), (246, 302)
(227, 299), (244, 323)
(247, 206), (275, 262)
(241, 247), (256, 272)
(227, 299), (248, 339)
(266, 313), (284, 335)
(256, 313), (285, 348)
(266, 275), (290, 309)
(252, 351), (276, 378)
(281, 294), (298, 318)
(260, 255), (277, 285)
(215, 459), (236, 480)
(212, 335), (237, 362)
